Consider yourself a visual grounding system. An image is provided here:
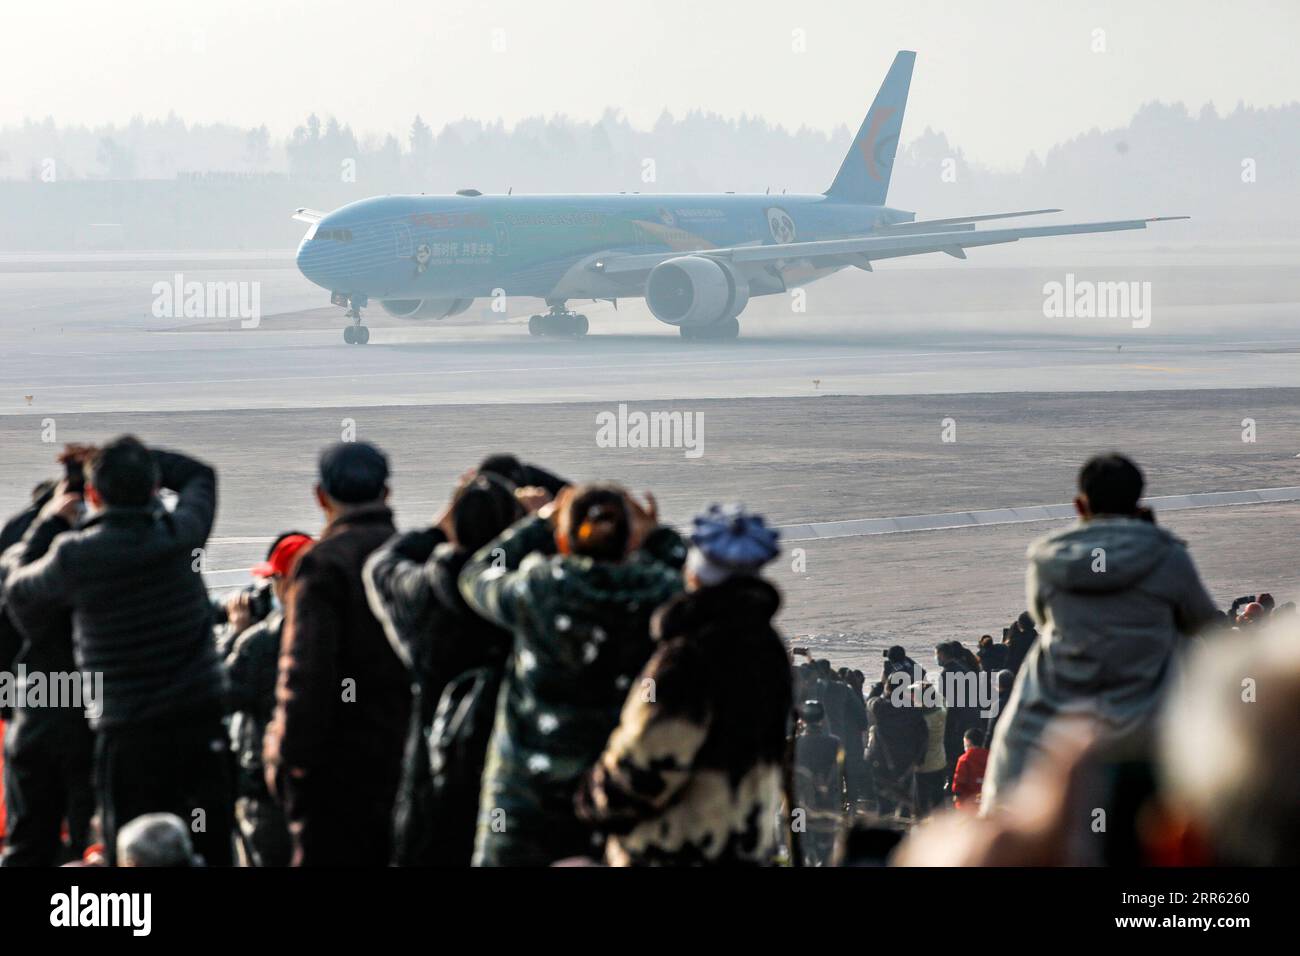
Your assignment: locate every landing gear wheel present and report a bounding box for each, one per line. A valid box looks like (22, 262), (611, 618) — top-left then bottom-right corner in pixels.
(679, 317), (740, 341)
(715, 315), (740, 339)
(343, 325), (356, 344)
(357, 325), (370, 344)
(529, 311), (588, 337)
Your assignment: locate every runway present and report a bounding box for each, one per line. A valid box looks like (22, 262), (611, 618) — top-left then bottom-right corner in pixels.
(1, 241), (1297, 667)
(9, 329), (1300, 415)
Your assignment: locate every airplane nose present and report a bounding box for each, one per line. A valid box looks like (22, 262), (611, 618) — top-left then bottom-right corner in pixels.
(296, 238), (329, 289)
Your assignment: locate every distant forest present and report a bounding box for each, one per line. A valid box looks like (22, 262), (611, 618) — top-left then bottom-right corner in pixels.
(1, 101), (1295, 249)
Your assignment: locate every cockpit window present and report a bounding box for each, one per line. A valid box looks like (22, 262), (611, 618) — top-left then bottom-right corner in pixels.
(314, 228), (353, 241)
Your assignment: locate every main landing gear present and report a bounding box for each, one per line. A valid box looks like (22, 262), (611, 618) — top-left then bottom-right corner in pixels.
(342, 306), (370, 345)
(679, 315), (740, 341)
(528, 303), (589, 338)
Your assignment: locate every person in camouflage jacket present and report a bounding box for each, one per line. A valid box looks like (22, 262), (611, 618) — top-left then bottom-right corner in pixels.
(458, 484), (685, 867)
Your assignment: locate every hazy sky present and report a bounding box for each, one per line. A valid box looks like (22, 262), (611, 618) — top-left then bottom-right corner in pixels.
(5, 0), (1298, 168)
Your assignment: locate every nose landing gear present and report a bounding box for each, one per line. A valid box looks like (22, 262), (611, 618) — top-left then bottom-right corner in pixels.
(341, 299), (370, 345)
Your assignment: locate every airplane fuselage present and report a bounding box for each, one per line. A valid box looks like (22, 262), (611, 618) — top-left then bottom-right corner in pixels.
(296, 192), (914, 305)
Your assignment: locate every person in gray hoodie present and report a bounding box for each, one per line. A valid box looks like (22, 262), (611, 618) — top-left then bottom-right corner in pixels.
(982, 454), (1221, 810)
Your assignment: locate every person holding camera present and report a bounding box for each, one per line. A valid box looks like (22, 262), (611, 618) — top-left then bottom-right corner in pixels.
(0, 452), (95, 866)
(574, 504), (792, 867)
(218, 531), (313, 867)
(263, 442), (408, 867)
(3, 436), (233, 866)
(458, 483), (686, 866)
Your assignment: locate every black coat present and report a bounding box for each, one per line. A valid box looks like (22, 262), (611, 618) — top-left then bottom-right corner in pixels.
(940, 661), (984, 765)
(363, 528), (512, 866)
(0, 498), (80, 708)
(881, 655), (925, 690)
(867, 695), (927, 776)
(1005, 621), (1038, 674)
(977, 643), (1010, 673)
(220, 609), (284, 800)
(4, 450), (223, 730)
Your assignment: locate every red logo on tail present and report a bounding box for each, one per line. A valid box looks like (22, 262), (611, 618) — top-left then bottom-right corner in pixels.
(858, 107), (896, 182)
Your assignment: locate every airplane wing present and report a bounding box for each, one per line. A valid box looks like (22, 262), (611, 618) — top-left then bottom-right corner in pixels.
(292, 207), (326, 224)
(593, 215), (1189, 277)
(874, 208), (1061, 234)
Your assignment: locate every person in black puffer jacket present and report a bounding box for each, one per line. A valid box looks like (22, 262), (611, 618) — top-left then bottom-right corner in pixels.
(4, 436), (232, 867)
(363, 472), (524, 866)
(0, 472), (94, 867)
(576, 504), (793, 866)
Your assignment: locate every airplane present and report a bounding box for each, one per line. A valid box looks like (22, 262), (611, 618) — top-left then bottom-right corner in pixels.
(293, 50), (1186, 345)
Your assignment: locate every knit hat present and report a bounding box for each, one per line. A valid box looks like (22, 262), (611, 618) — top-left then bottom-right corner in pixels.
(686, 503), (780, 586)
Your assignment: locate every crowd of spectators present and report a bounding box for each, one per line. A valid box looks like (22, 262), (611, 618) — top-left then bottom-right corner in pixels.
(0, 440), (1295, 868)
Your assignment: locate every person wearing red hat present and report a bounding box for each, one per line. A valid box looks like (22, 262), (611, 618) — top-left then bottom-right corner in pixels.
(219, 531), (312, 867)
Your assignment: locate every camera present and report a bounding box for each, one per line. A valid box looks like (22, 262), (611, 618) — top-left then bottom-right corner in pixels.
(211, 581), (274, 627)
(64, 457), (85, 494)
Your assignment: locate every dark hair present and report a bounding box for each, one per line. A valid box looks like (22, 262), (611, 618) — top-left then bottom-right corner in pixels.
(963, 727), (985, 747)
(88, 435), (158, 507)
(318, 442), (388, 504)
(978, 634), (993, 649)
(451, 474), (521, 554)
(565, 483), (629, 561)
(478, 453), (526, 488)
(1078, 453), (1144, 516)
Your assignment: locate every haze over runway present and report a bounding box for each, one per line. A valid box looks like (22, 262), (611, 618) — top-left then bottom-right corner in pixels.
(1, 240), (1296, 665)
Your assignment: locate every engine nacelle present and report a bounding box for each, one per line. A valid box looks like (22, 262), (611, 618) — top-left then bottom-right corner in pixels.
(645, 256), (749, 327)
(379, 297), (474, 320)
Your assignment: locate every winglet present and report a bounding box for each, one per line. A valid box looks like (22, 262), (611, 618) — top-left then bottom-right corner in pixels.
(292, 207), (325, 224)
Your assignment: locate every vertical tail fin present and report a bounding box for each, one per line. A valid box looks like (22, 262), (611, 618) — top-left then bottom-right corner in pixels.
(825, 50), (915, 205)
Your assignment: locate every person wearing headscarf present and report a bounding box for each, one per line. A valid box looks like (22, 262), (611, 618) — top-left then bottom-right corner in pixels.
(576, 503), (793, 866)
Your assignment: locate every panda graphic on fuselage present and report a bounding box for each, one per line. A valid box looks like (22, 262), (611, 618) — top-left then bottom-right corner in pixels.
(765, 207), (796, 244)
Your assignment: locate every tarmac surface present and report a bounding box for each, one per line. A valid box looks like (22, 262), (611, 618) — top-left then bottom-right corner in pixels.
(1, 241), (1296, 667)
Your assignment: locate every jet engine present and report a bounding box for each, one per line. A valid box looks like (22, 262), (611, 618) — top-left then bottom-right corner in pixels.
(644, 256), (749, 327)
(379, 297), (474, 320)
